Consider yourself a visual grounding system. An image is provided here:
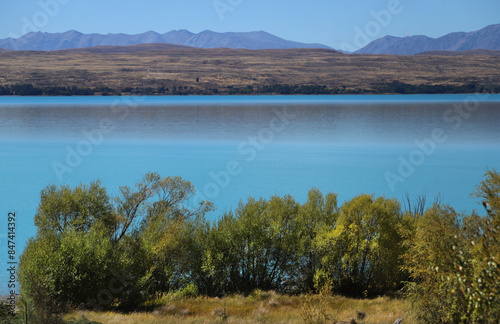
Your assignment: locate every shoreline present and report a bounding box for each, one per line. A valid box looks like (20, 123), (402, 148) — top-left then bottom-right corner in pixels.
(1, 85), (499, 97)
(1, 93), (500, 99)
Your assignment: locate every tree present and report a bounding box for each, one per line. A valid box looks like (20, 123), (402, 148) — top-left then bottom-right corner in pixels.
(114, 173), (214, 302)
(199, 212), (240, 295)
(200, 195), (302, 295)
(456, 169), (500, 322)
(34, 181), (116, 236)
(315, 195), (403, 296)
(263, 194), (302, 290)
(402, 204), (464, 323)
(19, 173), (214, 318)
(19, 181), (118, 322)
(403, 170), (500, 323)
(294, 188), (338, 292)
(225, 197), (285, 293)
(473, 168), (500, 217)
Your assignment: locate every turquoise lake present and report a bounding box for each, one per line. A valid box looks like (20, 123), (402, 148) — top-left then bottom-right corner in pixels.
(1, 94), (499, 293)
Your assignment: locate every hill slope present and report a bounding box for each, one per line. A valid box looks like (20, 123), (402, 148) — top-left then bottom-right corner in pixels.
(61, 43), (194, 53)
(0, 48), (498, 95)
(356, 24), (500, 55)
(415, 49), (500, 57)
(0, 30), (331, 51)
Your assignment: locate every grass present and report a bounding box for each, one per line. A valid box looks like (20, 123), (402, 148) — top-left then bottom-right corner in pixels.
(63, 291), (416, 324)
(1, 48), (499, 93)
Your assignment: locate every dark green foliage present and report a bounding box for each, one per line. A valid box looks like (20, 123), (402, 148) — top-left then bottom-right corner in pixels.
(371, 80), (491, 94)
(226, 195), (301, 293)
(259, 84), (333, 95)
(0, 84), (94, 96)
(45, 86), (94, 96)
(0, 85), (13, 95)
(94, 85), (120, 95)
(19, 173), (212, 319)
(0, 302), (13, 321)
(19, 181), (120, 321)
(1, 81), (498, 96)
(186, 195), (302, 295)
(10, 84), (43, 95)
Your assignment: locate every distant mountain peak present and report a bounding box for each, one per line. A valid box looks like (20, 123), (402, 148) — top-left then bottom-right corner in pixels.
(0, 30), (331, 51)
(356, 23), (500, 55)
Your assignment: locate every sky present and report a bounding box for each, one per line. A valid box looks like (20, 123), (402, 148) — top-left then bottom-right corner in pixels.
(0, 0), (499, 50)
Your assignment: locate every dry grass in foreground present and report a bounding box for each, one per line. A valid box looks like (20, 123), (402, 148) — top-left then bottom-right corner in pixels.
(63, 291), (416, 324)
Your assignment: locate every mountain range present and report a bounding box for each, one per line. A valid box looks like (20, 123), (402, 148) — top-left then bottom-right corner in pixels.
(0, 30), (331, 51)
(356, 24), (500, 55)
(0, 24), (498, 54)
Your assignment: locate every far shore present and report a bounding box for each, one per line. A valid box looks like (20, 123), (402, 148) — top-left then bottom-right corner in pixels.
(1, 81), (498, 97)
(1, 48), (499, 97)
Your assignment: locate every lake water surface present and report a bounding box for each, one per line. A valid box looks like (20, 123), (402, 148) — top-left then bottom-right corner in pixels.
(1, 94), (499, 293)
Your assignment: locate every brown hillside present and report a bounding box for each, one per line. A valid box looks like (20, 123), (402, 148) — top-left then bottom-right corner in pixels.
(0, 47), (499, 91)
(60, 43), (193, 53)
(416, 49), (500, 57)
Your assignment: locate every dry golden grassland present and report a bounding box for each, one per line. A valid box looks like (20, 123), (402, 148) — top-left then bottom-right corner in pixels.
(64, 291), (416, 324)
(1, 48), (499, 91)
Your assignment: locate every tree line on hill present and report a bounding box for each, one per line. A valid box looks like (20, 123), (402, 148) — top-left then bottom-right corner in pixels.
(1, 81), (499, 96)
(8, 169), (500, 323)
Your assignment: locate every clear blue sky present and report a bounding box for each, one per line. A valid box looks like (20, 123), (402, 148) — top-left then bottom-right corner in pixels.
(1, 0), (499, 50)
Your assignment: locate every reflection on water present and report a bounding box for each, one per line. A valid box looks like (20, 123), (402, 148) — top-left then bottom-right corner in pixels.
(1, 101), (500, 145)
